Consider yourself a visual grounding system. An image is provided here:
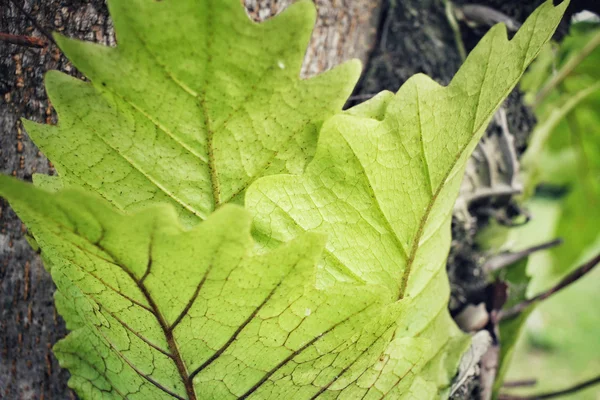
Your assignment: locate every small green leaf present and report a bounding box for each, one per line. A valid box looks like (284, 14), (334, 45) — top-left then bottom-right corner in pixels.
(521, 21), (600, 289)
(493, 259), (534, 398)
(24, 0), (360, 226)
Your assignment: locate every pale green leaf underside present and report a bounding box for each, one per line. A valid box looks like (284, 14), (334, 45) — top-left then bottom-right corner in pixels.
(247, 0), (568, 298)
(2, 1), (567, 399)
(24, 0), (360, 226)
(241, 4), (566, 395)
(0, 178), (467, 399)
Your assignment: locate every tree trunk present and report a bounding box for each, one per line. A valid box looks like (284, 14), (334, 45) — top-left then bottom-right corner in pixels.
(1, 3), (113, 398)
(0, 0), (580, 398)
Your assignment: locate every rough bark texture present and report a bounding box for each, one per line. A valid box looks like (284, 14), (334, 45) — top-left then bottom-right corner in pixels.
(0, 0), (379, 398)
(246, 1), (381, 78)
(1, 2), (113, 398)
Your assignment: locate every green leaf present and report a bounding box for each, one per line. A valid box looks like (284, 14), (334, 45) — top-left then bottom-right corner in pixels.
(493, 259), (534, 398)
(521, 22), (600, 289)
(2, 1), (568, 398)
(243, 2), (566, 396)
(1, 177), (403, 399)
(502, 259), (600, 400)
(247, 0), (568, 297)
(24, 0), (360, 226)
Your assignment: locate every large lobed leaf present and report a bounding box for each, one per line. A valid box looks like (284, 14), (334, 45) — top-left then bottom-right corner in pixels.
(1, 0), (568, 399)
(24, 0), (360, 226)
(247, 0), (567, 298)
(0, 177), (464, 399)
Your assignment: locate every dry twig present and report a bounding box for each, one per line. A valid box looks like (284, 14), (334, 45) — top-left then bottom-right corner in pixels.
(499, 374), (600, 399)
(0, 32), (46, 48)
(499, 252), (600, 321)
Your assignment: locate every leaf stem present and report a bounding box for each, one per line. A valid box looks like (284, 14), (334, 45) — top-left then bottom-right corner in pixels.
(523, 81), (600, 170)
(534, 30), (600, 108)
(445, 0), (467, 61)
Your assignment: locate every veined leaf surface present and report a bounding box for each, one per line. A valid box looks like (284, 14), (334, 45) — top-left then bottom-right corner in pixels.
(245, 3), (567, 397)
(24, 0), (360, 226)
(247, 0), (568, 296)
(0, 0), (569, 399)
(0, 178), (472, 399)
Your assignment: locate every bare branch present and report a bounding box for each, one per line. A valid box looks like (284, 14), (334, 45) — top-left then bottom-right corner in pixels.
(499, 252), (600, 321)
(502, 379), (537, 388)
(483, 239), (563, 273)
(7, 0), (57, 46)
(499, 374), (600, 399)
(0, 32), (46, 48)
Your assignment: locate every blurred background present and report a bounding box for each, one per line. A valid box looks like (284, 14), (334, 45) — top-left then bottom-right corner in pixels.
(490, 15), (600, 400)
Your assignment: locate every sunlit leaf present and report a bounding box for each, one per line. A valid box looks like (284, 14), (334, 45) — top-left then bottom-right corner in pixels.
(25, 0), (360, 226)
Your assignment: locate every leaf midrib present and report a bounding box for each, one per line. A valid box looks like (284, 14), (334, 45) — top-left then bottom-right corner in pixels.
(94, 239), (198, 400)
(400, 30), (537, 299)
(117, 2), (314, 212)
(45, 201), (192, 398)
(46, 205), (371, 399)
(39, 202), (191, 399)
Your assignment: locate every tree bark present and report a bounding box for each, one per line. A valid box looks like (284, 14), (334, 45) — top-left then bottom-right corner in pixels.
(1, 3), (113, 398)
